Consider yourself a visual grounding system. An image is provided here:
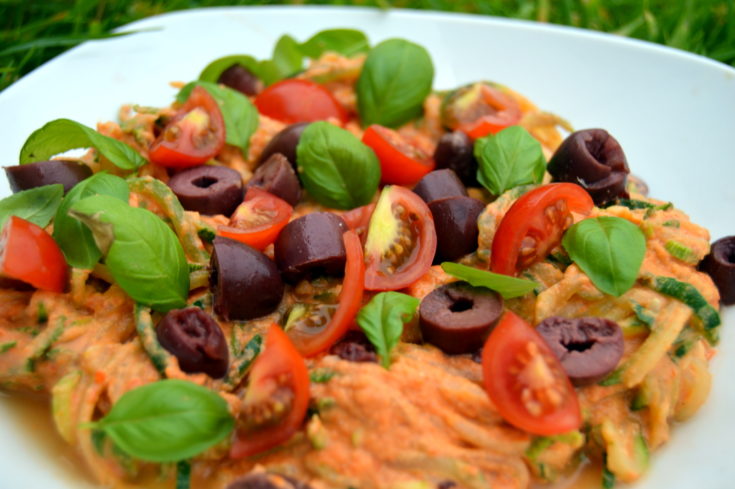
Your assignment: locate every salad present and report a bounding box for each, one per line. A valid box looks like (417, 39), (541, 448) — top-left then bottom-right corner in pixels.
(0, 26), (732, 489)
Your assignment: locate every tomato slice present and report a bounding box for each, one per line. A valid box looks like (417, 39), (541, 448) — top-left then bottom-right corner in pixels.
(442, 82), (522, 140)
(149, 86), (226, 168)
(491, 183), (594, 276)
(230, 324), (310, 458)
(0, 216), (68, 293)
(254, 79), (348, 124)
(364, 186), (437, 291)
(287, 230), (365, 356)
(482, 311), (582, 436)
(218, 187), (292, 250)
(362, 125), (435, 185)
(341, 202), (375, 243)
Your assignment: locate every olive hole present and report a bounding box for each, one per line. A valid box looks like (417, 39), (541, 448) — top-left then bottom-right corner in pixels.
(192, 176), (218, 188)
(564, 340), (595, 352)
(449, 298), (474, 313)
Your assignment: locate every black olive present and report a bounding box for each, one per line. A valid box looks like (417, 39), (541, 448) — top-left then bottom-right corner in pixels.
(217, 64), (263, 96)
(330, 331), (378, 363)
(168, 165), (243, 216)
(433, 131), (478, 187)
(156, 307), (229, 378)
(547, 128), (630, 206)
(210, 237), (284, 320)
(536, 316), (624, 386)
(699, 236), (735, 305)
(419, 281), (503, 354)
(274, 212), (347, 283)
(4, 160), (92, 194)
(429, 196), (485, 262)
(412, 169), (468, 204)
(247, 153), (302, 206)
(437, 481), (458, 489)
(258, 122), (310, 168)
(227, 473), (312, 489)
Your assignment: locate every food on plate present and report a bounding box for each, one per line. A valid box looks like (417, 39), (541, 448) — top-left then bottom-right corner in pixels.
(0, 27), (728, 489)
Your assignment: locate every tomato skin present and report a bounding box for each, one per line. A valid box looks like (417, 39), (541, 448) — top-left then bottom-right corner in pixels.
(230, 324), (310, 458)
(482, 311), (582, 436)
(254, 79), (348, 124)
(0, 216), (68, 293)
(218, 187), (292, 250)
(491, 183), (594, 276)
(341, 203), (375, 243)
(149, 86), (226, 168)
(444, 83), (522, 140)
(362, 125), (435, 185)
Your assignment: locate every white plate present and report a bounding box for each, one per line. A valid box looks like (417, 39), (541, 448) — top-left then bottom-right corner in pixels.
(1, 6), (733, 489)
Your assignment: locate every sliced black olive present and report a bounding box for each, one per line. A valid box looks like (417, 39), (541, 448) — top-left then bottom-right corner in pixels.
(210, 237), (284, 320)
(429, 196), (485, 262)
(547, 128), (630, 206)
(274, 212), (347, 283)
(330, 331), (378, 363)
(217, 64), (263, 96)
(168, 165), (243, 216)
(419, 281), (503, 354)
(258, 122), (310, 168)
(433, 131), (478, 187)
(156, 307), (229, 378)
(536, 316), (623, 386)
(227, 473), (312, 489)
(247, 153), (301, 206)
(4, 160), (92, 194)
(699, 236), (735, 305)
(412, 169), (468, 204)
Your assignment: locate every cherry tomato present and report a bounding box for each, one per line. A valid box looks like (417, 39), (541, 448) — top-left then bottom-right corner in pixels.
(254, 79), (348, 124)
(491, 183), (593, 276)
(0, 216), (67, 293)
(287, 231), (364, 357)
(362, 125), (435, 185)
(482, 311), (582, 436)
(149, 86), (226, 168)
(441, 82), (522, 140)
(341, 203), (375, 243)
(218, 187), (292, 250)
(230, 324), (310, 458)
(364, 186), (437, 291)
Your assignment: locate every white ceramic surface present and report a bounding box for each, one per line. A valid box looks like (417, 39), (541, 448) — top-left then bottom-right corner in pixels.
(0, 6), (733, 489)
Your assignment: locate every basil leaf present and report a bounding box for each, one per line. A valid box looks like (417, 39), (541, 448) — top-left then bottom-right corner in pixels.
(272, 34), (304, 79)
(440, 262), (538, 299)
(92, 379), (233, 462)
(20, 119), (146, 171)
(69, 195), (189, 311)
(562, 216), (646, 297)
(296, 121), (380, 210)
(475, 126), (546, 196)
(357, 291), (419, 368)
(53, 172), (129, 269)
(177, 81), (259, 153)
(356, 38), (434, 128)
(300, 29), (369, 58)
(199, 54), (258, 83)
(0, 184), (63, 228)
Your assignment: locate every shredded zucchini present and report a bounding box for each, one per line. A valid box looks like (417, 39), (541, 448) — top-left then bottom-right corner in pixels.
(134, 304), (171, 376)
(223, 333), (262, 390)
(664, 240), (698, 264)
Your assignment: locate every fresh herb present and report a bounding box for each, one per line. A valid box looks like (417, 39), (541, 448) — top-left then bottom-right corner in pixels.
(602, 464), (616, 489)
(223, 334), (263, 390)
(612, 199), (654, 210)
(631, 302), (655, 328)
(356, 38), (434, 128)
(20, 119), (146, 170)
(176, 460), (191, 489)
(672, 326), (698, 359)
(0, 341), (17, 354)
(91, 429), (107, 455)
(475, 126), (546, 196)
(310, 368), (337, 383)
(36, 302), (48, 323)
(300, 28), (369, 58)
(199, 54), (278, 86)
(296, 121), (380, 209)
(90, 379), (234, 463)
(25, 318), (65, 372)
(0, 184), (64, 228)
(440, 262), (538, 299)
(272, 34), (304, 79)
(662, 220), (680, 228)
(356, 291), (419, 368)
(562, 216), (646, 297)
(197, 226), (216, 244)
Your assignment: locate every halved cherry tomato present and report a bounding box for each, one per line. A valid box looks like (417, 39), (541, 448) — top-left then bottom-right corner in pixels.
(441, 82), (522, 140)
(341, 202), (376, 243)
(364, 186), (437, 291)
(0, 216), (67, 293)
(218, 187), (292, 250)
(149, 86), (226, 168)
(362, 125), (435, 185)
(230, 324), (310, 458)
(482, 311), (582, 436)
(254, 79), (348, 124)
(491, 183), (593, 276)
(287, 231), (364, 357)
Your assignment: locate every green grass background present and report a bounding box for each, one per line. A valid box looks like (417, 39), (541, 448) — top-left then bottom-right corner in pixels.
(2, 0), (734, 92)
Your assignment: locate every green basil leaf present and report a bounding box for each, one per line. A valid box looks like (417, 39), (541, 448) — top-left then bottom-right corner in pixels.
(357, 291), (419, 368)
(356, 38), (434, 128)
(20, 119), (146, 171)
(0, 184), (63, 228)
(296, 121), (380, 210)
(440, 262), (538, 299)
(93, 379), (233, 462)
(53, 172), (129, 269)
(69, 195), (189, 311)
(271, 34), (304, 79)
(475, 126), (546, 196)
(198, 54), (259, 83)
(562, 216), (646, 297)
(300, 29), (369, 58)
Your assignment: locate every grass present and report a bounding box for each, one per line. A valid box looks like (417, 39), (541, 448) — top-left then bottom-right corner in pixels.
(1, 0), (734, 92)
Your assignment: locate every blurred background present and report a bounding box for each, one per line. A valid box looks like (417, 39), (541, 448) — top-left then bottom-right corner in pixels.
(2, 0), (733, 92)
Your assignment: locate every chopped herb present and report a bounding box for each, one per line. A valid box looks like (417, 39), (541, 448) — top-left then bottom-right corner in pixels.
(631, 302), (654, 328)
(25, 318), (65, 372)
(176, 460), (191, 489)
(187, 263), (205, 272)
(0, 341), (17, 354)
(662, 220), (680, 228)
(602, 465), (616, 489)
(91, 429), (107, 455)
(644, 202), (673, 218)
(36, 302), (48, 323)
(310, 368), (337, 383)
(223, 334), (262, 390)
(197, 227), (215, 243)
(547, 251), (573, 267)
(613, 199), (654, 210)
